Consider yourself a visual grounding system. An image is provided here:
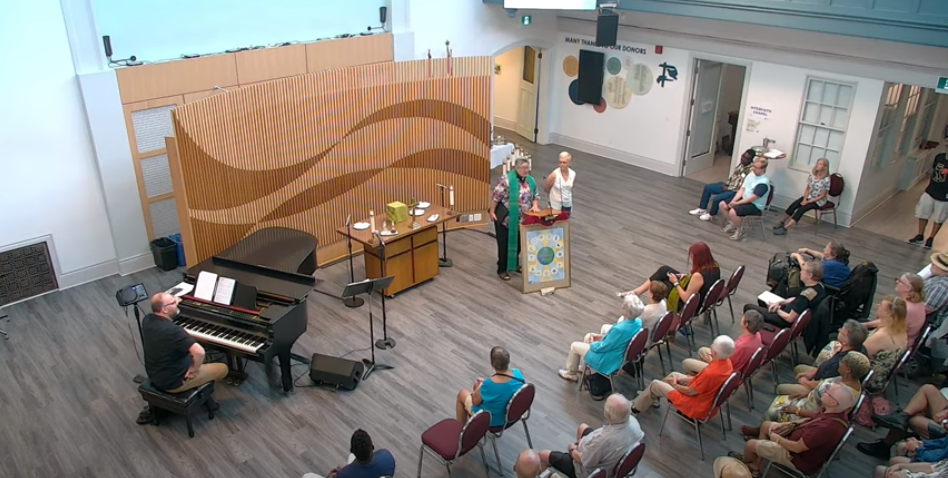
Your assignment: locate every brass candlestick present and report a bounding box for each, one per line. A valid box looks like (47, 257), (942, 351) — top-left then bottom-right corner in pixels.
(409, 198), (420, 229)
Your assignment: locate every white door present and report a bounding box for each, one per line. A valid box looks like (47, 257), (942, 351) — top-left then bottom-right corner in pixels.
(516, 46), (539, 142)
(683, 60), (723, 176)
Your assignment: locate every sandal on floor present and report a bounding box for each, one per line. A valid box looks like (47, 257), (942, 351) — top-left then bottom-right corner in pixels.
(498, 272), (511, 281)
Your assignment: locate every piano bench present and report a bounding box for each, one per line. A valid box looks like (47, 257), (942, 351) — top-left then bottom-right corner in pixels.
(138, 380), (216, 438)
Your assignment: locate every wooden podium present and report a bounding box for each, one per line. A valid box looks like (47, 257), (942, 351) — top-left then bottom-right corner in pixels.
(337, 205), (458, 297)
(520, 209), (571, 294)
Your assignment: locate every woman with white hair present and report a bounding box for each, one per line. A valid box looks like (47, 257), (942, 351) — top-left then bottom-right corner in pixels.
(545, 151), (576, 214)
(559, 295), (645, 382)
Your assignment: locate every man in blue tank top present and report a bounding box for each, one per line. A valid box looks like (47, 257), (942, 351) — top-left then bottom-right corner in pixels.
(720, 156), (770, 241)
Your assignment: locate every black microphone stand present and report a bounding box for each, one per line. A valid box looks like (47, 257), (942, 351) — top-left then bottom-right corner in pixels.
(343, 217), (364, 308)
(438, 185), (453, 268)
(374, 234), (396, 350)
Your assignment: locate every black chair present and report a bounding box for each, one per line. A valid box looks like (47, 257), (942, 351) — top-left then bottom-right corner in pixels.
(138, 380), (216, 438)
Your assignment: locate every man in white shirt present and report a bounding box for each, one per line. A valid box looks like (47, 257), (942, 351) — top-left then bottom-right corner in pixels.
(538, 394), (644, 478)
(719, 157), (770, 241)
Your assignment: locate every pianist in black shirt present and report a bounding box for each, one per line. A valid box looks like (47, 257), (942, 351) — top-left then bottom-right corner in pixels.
(137, 293), (229, 424)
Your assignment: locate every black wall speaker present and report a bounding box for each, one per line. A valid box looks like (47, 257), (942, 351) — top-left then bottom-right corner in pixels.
(309, 353), (364, 391)
(577, 49), (605, 104)
(102, 35), (113, 58)
(595, 9), (619, 47)
(379, 6), (388, 24)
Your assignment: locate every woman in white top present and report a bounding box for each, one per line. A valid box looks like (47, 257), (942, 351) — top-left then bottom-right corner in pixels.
(546, 151), (576, 213)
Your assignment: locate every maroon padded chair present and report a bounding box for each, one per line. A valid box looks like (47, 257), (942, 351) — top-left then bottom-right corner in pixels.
(649, 312), (675, 375)
(760, 310), (810, 365)
(678, 294), (702, 354)
(814, 173), (845, 234)
(762, 328), (792, 394)
(417, 410), (491, 478)
(724, 266), (745, 323)
(739, 346), (767, 411)
(660, 311), (682, 368)
(659, 372), (743, 461)
(613, 441), (646, 477)
(579, 329), (649, 393)
(585, 469), (607, 478)
(488, 383), (535, 475)
(697, 279), (726, 337)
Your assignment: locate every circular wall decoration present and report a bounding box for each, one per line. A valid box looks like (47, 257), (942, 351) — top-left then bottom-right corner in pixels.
(562, 56), (579, 77)
(628, 64), (654, 96)
(593, 98), (607, 113)
(567, 79), (583, 106)
(604, 76), (633, 109)
(606, 57), (622, 75)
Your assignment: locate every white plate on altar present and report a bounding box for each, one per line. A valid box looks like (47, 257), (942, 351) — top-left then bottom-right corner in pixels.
(410, 208), (426, 216)
(427, 214), (440, 222)
(380, 230), (399, 236)
(417, 201), (431, 208)
(353, 222), (370, 230)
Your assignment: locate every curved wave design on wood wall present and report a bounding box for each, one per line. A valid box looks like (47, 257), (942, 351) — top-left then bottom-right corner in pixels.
(171, 57), (493, 265)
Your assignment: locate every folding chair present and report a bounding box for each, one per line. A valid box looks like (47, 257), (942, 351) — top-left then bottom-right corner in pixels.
(488, 383), (535, 475)
(724, 266), (746, 323)
(417, 410), (491, 478)
(648, 311), (675, 375)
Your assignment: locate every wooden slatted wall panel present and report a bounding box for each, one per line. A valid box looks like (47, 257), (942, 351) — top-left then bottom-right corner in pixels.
(171, 57), (492, 267)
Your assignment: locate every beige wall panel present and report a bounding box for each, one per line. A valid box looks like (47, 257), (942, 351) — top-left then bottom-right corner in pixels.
(305, 33), (394, 72)
(116, 55), (239, 104)
(184, 86), (239, 104)
(235, 45), (308, 84)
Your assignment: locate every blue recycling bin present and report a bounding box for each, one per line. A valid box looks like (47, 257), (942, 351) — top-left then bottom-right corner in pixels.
(168, 233), (186, 267)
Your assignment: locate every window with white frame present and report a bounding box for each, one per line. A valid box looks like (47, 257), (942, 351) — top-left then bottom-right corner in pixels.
(897, 85), (922, 155)
(916, 88), (939, 147)
(792, 78), (855, 170)
(873, 83), (903, 168)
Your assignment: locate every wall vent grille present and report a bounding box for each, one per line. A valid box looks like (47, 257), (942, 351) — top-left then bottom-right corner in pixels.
(0, 242), (58, 306)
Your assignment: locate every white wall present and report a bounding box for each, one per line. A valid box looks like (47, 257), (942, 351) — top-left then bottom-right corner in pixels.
(735, 64), (883, 227)
(493, 47), (524, 130)
(548, 33), (691, 175)
(93, 0), (387, 62)
(717, 64), (745, 150)
(0, 0), (118, 288)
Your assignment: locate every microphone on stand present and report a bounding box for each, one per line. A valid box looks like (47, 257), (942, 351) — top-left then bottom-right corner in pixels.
(372, 231), (395, 350)
(343, 214), (364, 308)
(436, 183), (447, 189)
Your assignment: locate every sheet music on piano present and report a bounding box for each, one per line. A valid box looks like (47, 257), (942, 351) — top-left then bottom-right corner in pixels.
(214, 277), (236, 305)
(194, 271), (218, 301)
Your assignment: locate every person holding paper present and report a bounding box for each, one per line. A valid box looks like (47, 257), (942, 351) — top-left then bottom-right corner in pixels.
(137, 292), (229, 425)
(744, 261), (826, 329)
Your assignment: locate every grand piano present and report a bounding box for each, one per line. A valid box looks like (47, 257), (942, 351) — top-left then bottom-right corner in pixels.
(176, 227), (317, 392)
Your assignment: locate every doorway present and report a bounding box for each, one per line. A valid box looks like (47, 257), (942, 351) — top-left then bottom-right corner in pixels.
(493, 46), (542, 143)
(681, 59), (747, 183)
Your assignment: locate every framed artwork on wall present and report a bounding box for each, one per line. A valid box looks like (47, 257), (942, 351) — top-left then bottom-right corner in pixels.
(520, 221), (571, 293)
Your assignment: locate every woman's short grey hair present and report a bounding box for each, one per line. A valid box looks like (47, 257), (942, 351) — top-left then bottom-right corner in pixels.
(515, 157), (530, 168)
(622, 295), (645, 319)
(711, 335), (736, 360)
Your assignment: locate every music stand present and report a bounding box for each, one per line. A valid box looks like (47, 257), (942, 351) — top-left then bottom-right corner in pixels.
(343, 276), (395, 381)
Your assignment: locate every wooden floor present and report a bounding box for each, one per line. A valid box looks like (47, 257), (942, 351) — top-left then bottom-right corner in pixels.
(853, 180), (948, 250)
(0, 136), (937, 478)
(686, 153), (732, 185)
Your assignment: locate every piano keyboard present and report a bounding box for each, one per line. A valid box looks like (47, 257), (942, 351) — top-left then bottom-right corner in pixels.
(175, 317), (267, 354)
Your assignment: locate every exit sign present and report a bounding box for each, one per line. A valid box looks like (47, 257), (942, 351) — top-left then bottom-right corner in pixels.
(938, 77), (948, 94)
(521, 15), (532, 26)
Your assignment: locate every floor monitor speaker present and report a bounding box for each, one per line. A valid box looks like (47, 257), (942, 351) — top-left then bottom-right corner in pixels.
(309, 353), (364, 390)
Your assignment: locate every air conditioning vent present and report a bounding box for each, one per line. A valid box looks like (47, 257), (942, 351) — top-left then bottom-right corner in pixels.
(0, 242), (58, 306)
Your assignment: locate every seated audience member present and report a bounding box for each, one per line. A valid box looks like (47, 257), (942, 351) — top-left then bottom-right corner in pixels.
(621, 242), (721, 313)
(559, 296), (645, 382)
(773, 158), (831, 235)
(303, 429), (395, 478)
(858, 384), (948, 458)
(924, 253), (948, 367)
(690, 148), (756, 221)
(719, 156), (770, 241)
(456, 346), (525, 427)
(875, 460), (948, 478)
(791, 241), (851, 289)
(713, 456), (755, 478)
(631, 335), (734, 415)
(890, 431), (948, 466)
(731, 382), (855, 476)
(683, 310), (764, 375)
(602, 283), (668, 342)
(514, 450), (542, 478)
(782, 320), (868, 395)
(138, 292), (229, 424)
(866, 273), (927, 347)
(825, 295), (906, 391)
(539, 394), (644, 478)
(745, 261), (825, 329)
(746, 351), (867, 431)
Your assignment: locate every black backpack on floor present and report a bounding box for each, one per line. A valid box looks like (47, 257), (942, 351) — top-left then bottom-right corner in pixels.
(584, 373), (612, 401)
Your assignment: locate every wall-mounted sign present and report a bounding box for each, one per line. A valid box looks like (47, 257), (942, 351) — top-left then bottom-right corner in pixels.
(521, 15), (532, 26)
(750, 105), (773, 120)
(937, 76), (948, 95)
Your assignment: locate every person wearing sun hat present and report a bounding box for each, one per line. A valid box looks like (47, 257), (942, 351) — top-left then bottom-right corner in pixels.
(713, 456), (754, 478)
(925, 252), (948, 367)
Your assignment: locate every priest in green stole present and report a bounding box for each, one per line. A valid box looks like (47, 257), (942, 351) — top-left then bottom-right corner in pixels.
(489, 158), (540, 281)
